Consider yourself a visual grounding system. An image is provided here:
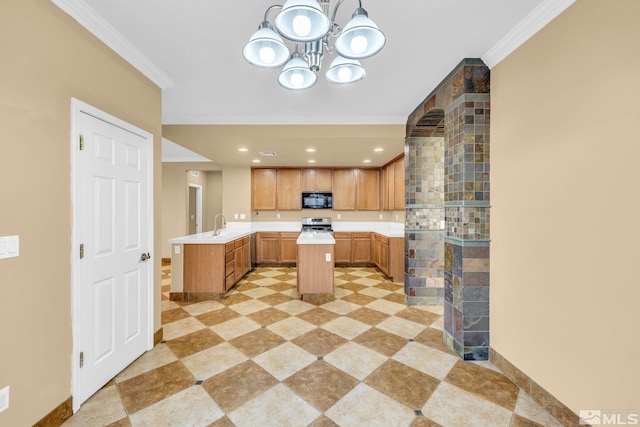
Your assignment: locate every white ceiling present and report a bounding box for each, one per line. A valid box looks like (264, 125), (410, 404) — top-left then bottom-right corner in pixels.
(54, 0), (573, 166)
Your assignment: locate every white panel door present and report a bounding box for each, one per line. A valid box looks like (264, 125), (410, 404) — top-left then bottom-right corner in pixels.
(76, 110), (152, 407)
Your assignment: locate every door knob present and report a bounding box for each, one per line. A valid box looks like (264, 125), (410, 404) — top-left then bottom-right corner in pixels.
(139, 252), (151, 262)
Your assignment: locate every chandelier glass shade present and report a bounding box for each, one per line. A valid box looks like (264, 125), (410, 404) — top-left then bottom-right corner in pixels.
(242, 0), (385, 90)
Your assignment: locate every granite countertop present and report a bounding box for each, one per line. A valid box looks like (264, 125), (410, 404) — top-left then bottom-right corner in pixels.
(169, 221), (404, 245)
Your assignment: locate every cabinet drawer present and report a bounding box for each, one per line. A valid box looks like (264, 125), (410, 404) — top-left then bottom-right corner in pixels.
(242, 236), (250, 245)
(225, 272), (235, 289)
(225, 242), (234, 253)
(225, 251), (234, 263)
(235, 238), (243, 249)
(226, 259), (235, 274)
(259, 232), (280, 239)
(353, 232), (371, 239)
(280, 232), (300, 239)
(334, 232), (351, 239)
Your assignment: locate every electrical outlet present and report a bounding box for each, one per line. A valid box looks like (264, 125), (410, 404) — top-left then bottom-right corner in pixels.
(325, 253), (331, 262)
(0, 386), (9, 413)
(276, 213), (280, 219)
(396, 214), (399, 221)
(379, 214), (383, 219)
(234, 213), (239, 219)
(240, 213), (246, 219)
(337, 214), (341, 219)
(174, 245), (180, 254)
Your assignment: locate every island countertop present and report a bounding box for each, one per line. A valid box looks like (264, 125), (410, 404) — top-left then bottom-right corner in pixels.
(296, 231), (335, 245)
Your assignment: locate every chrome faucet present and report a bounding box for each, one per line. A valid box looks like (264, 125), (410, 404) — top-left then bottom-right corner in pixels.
(213, 213), (226, 236)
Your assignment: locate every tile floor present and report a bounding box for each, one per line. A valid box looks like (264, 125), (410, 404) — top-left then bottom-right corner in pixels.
(63, 265), (563, 427)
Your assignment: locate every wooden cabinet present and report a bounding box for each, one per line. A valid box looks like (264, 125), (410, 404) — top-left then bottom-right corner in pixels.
(302, 168), (332, 191)
(394, 157), (405, 210)
(372, 233), (404, 281)
(332, 169), (357, 210)
(279, 232), (300, 264)
(373, 234), (390, 276)
(183, 235), (254, 296)
(383, 156), (405, 211)
(352, 232), (372, 263)
(334, 232), (371, 265)
(252, 169), (277, 210)
(333, 168), (381, 211)
(334, 232), (352, 264)
(256, 232), (299, 264)
(277, 169), (301, 210)
(356, 169), (381, 210)
(256, 232), (279, 264)
(297, 243), (335, 298)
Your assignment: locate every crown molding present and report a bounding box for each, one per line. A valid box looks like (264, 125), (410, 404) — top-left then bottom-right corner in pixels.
(50, 0), (173, 89)
(161, 113), (409, 125)
(482, 0), (576, 69)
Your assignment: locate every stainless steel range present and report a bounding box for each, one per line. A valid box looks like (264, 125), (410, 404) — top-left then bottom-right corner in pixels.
(301, 217), (333, 234)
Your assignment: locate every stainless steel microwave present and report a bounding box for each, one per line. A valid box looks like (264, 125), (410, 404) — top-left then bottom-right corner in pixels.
(301, 192), (333, 209)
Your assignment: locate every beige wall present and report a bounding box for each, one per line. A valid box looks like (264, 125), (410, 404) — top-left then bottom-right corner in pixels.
(161, 163), (221, 258)
(491, 0), (640, 413)
(0, 1), (162, 425)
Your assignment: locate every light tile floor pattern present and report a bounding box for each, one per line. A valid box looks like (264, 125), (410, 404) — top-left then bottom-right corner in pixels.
(63, 266), (564, 427)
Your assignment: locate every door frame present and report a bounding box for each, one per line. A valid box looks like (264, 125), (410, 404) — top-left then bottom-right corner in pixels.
(69, 98), (155, 412)
(188, 183), (203, 234)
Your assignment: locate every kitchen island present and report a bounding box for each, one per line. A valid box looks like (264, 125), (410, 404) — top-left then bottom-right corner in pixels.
(296, 231), (336, 303)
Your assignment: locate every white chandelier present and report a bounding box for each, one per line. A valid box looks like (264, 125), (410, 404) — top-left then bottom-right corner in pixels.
(242, 0), (386, 90)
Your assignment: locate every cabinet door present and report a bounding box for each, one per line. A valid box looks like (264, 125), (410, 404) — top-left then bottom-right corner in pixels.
(234, 245), (243, 283)
(257, 232), (279, 264)
(334, 232), (352, 264)
(394, 157), (405, 210)
(277, 169), (302, 210)
(332, 169), (357, 210)
(242, 239), (250, 275)
(386, 163), (395, 211)
(252, 168), (277, 210)
(352, 233), (371, 263)
(184, 244), (225, 293)
(357, 169), (381, 210)
(279, 232), (299, 263)
(316, 169), (333, 191)
(301, 169), (317, 191)
(379, 241), (389, 276)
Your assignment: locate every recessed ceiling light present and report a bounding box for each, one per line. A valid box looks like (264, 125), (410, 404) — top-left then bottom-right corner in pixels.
(238, 148), (248, 152)
(363, 159), (372, 163)
(252, 159), (261, 163)
(374, 148), (384, 152)
(308, 159), (316, 163)
(306, 148), (316, 152)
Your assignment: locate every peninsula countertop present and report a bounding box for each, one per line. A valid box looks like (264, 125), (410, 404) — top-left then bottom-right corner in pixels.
(168, 221), (404, 245)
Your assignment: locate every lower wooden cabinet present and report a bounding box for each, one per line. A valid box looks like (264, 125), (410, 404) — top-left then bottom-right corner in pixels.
(334, 232), (371, 265)
(372, 233), (404, 282)
(184, 235), (253, 295)
(334, 232), (352, 264)
(256, 232), (300, 265)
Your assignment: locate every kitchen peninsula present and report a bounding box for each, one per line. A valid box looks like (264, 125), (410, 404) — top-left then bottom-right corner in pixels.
(168, 221), (404, 302)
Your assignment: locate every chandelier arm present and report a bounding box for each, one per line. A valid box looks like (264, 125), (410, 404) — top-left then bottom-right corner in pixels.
(263, 4), (283, 22)
(330, 0), (363, 24)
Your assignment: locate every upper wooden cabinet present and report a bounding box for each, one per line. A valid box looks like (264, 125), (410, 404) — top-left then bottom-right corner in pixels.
(382, 156), (405, 211)
(393, 157), (405, 210)
(252, 168), (277, 210)
(356, 168), (381, 210)
(277, 169), (301, 210)
(301, 168), (332, 192)
(332, 169), (358, 210)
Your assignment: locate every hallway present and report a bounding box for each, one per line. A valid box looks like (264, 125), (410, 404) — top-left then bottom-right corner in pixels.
(63, 266), (562, 426)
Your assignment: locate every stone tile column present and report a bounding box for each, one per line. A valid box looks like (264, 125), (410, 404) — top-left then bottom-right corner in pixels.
(406, 59), (490, 360)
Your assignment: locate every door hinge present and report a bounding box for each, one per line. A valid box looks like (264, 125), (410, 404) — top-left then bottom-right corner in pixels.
(79, 134), (85, 150)
(79, 351), (84, 368)
(79, 243), (84, 259)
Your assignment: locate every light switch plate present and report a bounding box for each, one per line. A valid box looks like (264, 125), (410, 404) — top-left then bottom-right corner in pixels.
(0, 385), (9, 413)
(240, 214), (246, 219)
(0, 236), (19, 260)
